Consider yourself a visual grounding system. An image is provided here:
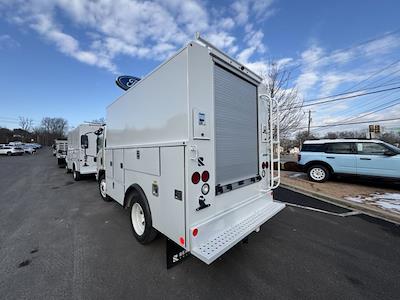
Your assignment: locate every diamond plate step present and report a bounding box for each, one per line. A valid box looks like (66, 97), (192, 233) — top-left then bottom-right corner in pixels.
(191, 201), (285, 264)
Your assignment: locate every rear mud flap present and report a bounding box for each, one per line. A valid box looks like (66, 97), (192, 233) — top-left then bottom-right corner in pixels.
(166, 238), (190, 269)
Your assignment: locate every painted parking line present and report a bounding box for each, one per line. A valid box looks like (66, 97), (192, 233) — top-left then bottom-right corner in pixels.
(276, 200), (361, 217)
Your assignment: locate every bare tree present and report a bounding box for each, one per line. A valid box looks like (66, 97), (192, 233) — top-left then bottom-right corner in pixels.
(34, 117), (68, 145)
(260, 62), (304, 138)
(295, 130), (318, 147)
(18, 116), (34, 132)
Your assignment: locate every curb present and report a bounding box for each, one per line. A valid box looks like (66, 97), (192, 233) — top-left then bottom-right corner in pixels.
(280, 183), (400, 225)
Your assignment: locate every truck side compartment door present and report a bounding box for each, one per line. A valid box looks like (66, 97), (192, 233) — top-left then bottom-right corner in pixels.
(158, 146), (186, 247)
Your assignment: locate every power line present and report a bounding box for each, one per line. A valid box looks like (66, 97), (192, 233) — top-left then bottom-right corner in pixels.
(299, 117), (400, 130)
(341, 99), (400, 122)
(283, 85), (400, 110)
(313, 98), (400, 132)
(302, 81), (400, 103)
(330, 89), (400, 119)
(338, 59), (400, 93)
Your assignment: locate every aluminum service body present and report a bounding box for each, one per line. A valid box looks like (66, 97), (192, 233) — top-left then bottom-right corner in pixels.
(105, 39), (285, 264)
(66, 124), (103, 175)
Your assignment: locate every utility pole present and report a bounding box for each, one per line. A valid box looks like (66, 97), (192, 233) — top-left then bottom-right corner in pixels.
(307, 110), (312, 136)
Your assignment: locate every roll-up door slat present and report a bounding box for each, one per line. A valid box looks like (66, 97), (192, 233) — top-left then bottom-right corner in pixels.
(214, 65), (258, 187)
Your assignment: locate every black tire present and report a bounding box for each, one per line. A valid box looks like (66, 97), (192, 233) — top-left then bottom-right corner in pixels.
(73, 165), (81, 181)
(57, 158), (64, 167)
(98, 173), (111, 202)
(307, 164), (330, 183)
(127, 188), (157, 244)
(7, 152), (11, 156)
(66, 165), (72, 173)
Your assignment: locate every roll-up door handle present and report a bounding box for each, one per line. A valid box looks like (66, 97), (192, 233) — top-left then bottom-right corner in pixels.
(360, 157), (371, 160)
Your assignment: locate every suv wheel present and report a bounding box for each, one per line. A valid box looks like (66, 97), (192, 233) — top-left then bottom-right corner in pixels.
(307, 165), (330, 183)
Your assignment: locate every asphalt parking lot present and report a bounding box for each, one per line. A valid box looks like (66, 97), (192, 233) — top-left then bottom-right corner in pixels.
(1, 149), (399, 299)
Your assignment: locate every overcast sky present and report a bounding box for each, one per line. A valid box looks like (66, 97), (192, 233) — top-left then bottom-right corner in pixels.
(0, 0), (399, 134)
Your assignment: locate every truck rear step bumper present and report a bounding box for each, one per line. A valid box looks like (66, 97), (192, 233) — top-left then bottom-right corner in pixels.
(190, 198), (285, 264)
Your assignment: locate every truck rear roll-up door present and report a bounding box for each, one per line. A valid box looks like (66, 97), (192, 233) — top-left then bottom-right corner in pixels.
(214, 64), (259, 188)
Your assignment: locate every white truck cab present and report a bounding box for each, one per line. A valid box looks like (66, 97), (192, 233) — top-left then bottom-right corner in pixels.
(102, 36), (284, 267)
(66, 123), (104, 181)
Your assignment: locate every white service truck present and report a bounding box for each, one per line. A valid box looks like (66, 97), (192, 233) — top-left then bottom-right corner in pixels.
(55, 139), (68, 166)
(66, 124), (103, 181)
(102, 36), (285, 267)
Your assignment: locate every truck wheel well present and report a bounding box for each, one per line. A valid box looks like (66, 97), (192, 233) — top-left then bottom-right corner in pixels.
(124, 184), (147, 209)
(305, 161), (334, 174)
(98, 170), (105, 182)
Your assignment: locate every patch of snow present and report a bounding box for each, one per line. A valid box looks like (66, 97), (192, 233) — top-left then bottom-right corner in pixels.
(375, 200), (400, 212)
(344, 196), (364, 203)
(344, 192), (400, 214)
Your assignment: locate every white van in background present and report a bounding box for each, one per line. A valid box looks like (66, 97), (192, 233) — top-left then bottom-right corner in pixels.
(66, 123), (103, 180)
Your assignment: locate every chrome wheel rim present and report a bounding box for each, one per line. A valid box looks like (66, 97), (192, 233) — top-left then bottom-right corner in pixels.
(310, 167), (326, 181)
(100, 179), (107, 198)
(131, 203), (145, 235)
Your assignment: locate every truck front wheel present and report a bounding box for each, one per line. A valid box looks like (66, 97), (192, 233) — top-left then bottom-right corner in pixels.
(73, 166), (81, 181)
(98, 174), (111, 202)
(127, 190), (157, 244)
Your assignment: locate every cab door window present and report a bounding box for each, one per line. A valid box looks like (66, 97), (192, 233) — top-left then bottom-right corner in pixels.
(357, 143), (387, 155)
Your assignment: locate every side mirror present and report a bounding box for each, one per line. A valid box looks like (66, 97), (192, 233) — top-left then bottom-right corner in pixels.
(384, 150), (396, 156)
(81, 134), (89, 149)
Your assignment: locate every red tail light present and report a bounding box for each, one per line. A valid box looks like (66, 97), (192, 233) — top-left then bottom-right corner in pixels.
(192, 228), (198, 237)
(201, 171), (209, 182)
(191, 172), (200, 184)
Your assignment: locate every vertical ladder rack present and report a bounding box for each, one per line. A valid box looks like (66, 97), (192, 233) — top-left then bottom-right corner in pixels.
(259, 94), (281, 190)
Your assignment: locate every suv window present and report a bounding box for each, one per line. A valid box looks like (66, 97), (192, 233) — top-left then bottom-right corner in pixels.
(325, 143), (354, 154)
(357, 143), (387, 155)
(301, 144), (325, 152)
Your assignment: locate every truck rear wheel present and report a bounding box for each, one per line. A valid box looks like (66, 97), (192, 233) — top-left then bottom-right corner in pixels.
(98, 174), (111, 202)
(127, 189), (157, 244)
(73, 166), (81, 181)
